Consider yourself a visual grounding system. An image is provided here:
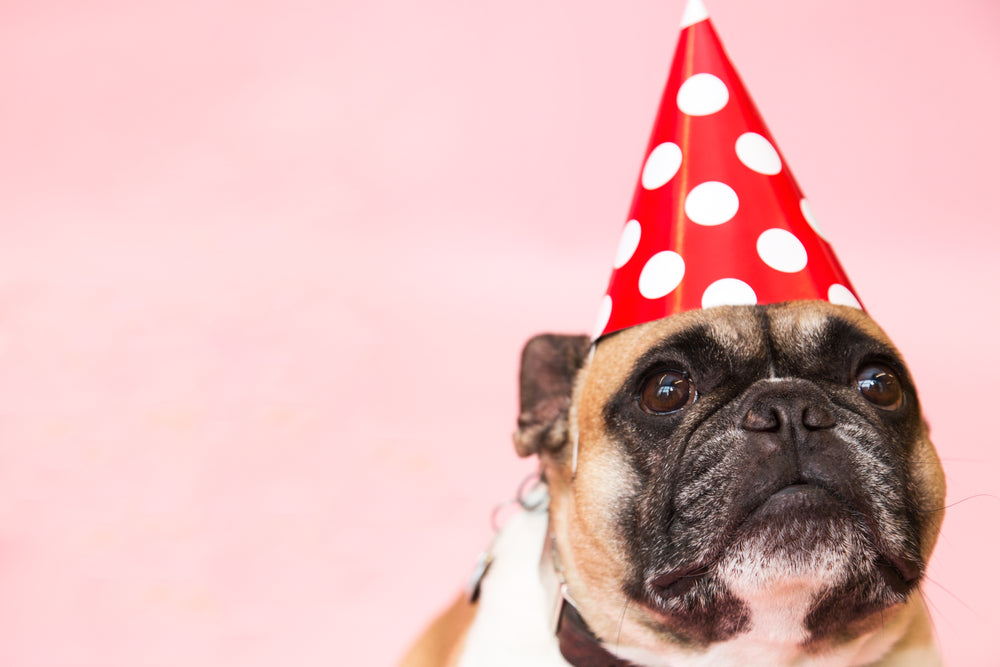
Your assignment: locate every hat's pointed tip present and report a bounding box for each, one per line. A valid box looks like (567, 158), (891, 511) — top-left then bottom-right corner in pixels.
(680, 0), (710, 28)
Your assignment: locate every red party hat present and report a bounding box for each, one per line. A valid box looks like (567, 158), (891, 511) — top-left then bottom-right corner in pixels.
(593, 0), (863, 341)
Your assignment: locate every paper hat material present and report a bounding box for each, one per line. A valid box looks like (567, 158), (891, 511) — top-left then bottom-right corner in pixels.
(593, 0), (863, 341)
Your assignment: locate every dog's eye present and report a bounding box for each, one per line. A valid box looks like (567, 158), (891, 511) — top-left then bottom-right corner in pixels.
(638, 370), (695, 414)
(856, 364), (903, 409)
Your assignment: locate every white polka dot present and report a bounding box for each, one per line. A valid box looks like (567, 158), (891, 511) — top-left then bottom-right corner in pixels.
(701, 278), (758, 308)
(638, 251), (686, 299)
(757, 228), (808, 273)
(828, 284), (862, 309)
(613, 219), (642, 269)
(684, 181), (739, 226)
(592, 294), (613, 340)
(641, 142), (683, 190)
(799, 198), (826, 240)
(677, 73), (729, 116)
(735, 132), (782, 175)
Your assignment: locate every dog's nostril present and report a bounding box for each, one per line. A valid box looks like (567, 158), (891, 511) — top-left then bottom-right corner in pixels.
(803, 404), (835, 430)
(742, 406), (780, 431)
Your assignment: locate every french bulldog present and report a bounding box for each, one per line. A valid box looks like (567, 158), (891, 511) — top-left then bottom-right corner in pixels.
(402, 301), (945, 666)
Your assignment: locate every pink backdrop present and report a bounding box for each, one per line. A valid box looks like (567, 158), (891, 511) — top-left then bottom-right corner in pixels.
(1, 0), (998, 664)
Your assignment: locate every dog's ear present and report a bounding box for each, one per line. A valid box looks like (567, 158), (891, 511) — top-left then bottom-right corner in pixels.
(513, 333), (591, 457)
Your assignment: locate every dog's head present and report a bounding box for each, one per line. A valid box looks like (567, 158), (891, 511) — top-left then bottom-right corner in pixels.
(515, 302), (945, 658)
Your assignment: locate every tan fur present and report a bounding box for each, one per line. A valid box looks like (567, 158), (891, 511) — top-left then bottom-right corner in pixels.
(399, 594), (477, 667)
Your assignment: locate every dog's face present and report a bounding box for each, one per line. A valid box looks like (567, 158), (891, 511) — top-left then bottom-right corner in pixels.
(516, 302), (945, 659)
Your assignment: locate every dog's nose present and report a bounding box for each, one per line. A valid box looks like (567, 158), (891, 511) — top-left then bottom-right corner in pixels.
(741, 381), (836, 436)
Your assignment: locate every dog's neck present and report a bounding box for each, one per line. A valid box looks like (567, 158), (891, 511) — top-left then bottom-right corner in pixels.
(541, 532), (633, 667)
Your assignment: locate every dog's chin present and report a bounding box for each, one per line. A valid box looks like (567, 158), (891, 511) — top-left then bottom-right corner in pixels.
(716, 485), (868, 594)
(639, 485), (921, 644)
(645, 485), (857, 608)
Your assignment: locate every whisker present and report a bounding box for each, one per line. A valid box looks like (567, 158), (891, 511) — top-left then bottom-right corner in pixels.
(917, 588), (944, 649)
(921, 575), (978, 615)
(615, 597), (631, 653)
(812, 582), (834, 609)
(913, 493), (999, 513)
(935, 457), (995, 464)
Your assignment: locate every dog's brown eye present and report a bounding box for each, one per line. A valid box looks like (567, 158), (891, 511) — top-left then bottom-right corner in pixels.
(856, 364), (902, 409)
(639, 370), (694, 414)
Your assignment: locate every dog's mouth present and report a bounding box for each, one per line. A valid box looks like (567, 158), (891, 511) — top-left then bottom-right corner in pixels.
(645, 483), (921, 609)
(649, 565), (705, 601)
(873, 555), (920, 595)
(733, 480), (855, 538)
(748, 480), (844, 517)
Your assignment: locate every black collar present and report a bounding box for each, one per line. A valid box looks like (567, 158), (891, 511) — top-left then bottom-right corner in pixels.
(555, 596), (636, 667)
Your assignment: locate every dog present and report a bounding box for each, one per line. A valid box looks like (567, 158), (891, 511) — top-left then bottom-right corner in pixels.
(402, 301), (945, 666)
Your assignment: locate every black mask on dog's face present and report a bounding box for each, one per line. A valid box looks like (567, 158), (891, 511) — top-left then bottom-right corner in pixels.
(609, 305), (930, 644)
(516, 302), (945, 651)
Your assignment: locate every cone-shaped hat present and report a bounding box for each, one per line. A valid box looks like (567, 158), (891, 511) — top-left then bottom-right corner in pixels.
(593, 0), (863, 341)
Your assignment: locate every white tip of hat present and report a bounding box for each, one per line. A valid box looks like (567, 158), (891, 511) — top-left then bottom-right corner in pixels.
(680, 0), (710, 28)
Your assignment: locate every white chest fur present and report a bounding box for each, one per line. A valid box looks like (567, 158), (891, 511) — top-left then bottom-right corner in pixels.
(457, 507), (569, 667)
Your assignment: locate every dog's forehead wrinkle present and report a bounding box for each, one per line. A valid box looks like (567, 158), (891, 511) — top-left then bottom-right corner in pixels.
(632, 316), (767, 377)
(768, 304), (911, 380)
(705, 315), (761, 353)
(638, 330), (723, 371)
(763, 309), (833, 374)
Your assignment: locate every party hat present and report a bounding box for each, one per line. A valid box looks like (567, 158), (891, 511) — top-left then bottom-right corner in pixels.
(593, 0), (863, 341)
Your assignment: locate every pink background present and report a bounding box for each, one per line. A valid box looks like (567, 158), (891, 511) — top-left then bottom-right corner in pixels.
(1, 0), (998, 664)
